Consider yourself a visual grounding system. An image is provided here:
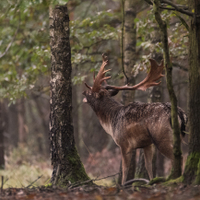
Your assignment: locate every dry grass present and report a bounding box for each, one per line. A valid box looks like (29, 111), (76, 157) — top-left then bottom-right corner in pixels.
(0, 145), (52, 188)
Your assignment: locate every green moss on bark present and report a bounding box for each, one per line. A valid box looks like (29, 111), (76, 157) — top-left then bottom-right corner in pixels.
(195, 159), (200, 184)
(65, 147), (90, 184)
(153, 0), (182, 179)
(149, 177), (166, 185)
(183, 152), (200, 184)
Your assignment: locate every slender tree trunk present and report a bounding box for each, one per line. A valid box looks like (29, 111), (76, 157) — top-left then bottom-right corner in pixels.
(183, 0), (200, 185)
(118, 0), (137, 184)
(72, 66), (81, 155)
(34, 97), (50, 156)
(27, 101), (44, 154)
(154, 0), (182, 179)
(135, 149), (149, 179)
(0, 102), (5, 169)
(18, 99), (27, 144)
(150, 28), (164, 176)
(8, 103), (19, 148)
(49, 5), (89, 186)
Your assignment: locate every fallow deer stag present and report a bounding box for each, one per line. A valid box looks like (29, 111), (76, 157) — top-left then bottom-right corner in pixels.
(82, 54), (187, 185)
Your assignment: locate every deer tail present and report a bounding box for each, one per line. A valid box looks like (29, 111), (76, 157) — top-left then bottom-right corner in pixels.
(177, 107), (188, 137)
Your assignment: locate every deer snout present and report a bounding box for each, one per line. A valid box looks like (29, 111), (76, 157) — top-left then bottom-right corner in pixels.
(83, 97), (87, 103)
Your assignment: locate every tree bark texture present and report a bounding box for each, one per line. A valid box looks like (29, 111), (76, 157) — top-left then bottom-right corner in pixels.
(0, 102), (5, 169)
(183, 0), (200, 185)
(154, 0), (182, 179)
(135, 149), (149, 179)
(8, 104), (19, 148)
(119, 0), (137, 184)
(122, 0), (137, 105)
(49, 5), (89, 186)
(18, 99), (27, 144)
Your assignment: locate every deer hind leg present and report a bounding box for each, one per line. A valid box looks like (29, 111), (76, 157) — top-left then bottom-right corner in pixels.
(143, 144), (154, 180)
(156, 139), (174, 161)
(121, 147), (133, 185)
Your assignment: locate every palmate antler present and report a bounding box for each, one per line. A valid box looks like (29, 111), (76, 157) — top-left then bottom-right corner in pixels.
(104, 58), (164, 91)
(85, 54), (164, 92)
(85, 54), (111, 92)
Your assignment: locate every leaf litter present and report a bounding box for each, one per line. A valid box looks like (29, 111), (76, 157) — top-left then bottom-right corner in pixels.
(1, 182), (200, 200)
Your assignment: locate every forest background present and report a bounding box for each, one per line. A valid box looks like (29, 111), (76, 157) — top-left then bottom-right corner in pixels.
(0, 0), (189, 188)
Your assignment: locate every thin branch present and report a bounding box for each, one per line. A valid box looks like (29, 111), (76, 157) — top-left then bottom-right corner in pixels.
(161, 0), (193, 16)
(172, 62), (188, 72)
(1, 176), (4, 191)
(144, 0), (193, 16)
(121, 0), (128, 82)
(69, 172), (120, 189)
(0, 22), (20, 59)
(160, 6), (176, 11)
(123, 178), (149, 186)
(26, 175), (43, 188)
(82, 0), (95, 19)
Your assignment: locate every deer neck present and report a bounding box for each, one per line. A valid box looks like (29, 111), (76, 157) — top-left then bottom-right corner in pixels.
(89, 96), (122, 138)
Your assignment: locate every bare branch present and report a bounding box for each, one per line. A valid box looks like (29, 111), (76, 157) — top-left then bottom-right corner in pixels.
(0, 22), (20, 59)
(172, 62), (188, 72)
(144, 0), (193, 16)
(161, 0), (193, 16)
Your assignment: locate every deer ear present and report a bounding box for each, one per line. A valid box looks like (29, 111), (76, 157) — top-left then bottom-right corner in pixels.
(108, 89), (119, 97)
(97, 89), (105, 98)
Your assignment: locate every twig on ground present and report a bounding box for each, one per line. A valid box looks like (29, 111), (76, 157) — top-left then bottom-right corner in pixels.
(26, 175), (43, 188)
(1, 176), (3, 192)
(68, 172), (120, 189)
(123, 178), (150, 186)
(0, 176), (9, 192)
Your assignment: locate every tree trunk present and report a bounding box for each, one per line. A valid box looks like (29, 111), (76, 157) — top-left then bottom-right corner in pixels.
(0, 102), (5, 169)
(118, 0), (137, 184)
(8, 103), (19, 148)
(34, 97), (50, 157)
(49, 5), (89, 186)
(72, 76), (81, 154)
(27, 101), (44, 154)
(183, 0), (200, 185)
(135, 149), (149, 179)
(154, 0), (182, 179)
(18, 99), (27, 144)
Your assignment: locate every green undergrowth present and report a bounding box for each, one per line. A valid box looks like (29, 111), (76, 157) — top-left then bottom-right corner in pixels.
(0, 145), (52, 188)
(149, 177), (166, 185)
(133, 176), (183, 188)
(162, 176), (183, 186)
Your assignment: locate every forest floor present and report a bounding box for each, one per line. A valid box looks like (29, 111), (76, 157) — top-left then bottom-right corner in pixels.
(1, 146), (194, 199)
(0, 182), (200, 200)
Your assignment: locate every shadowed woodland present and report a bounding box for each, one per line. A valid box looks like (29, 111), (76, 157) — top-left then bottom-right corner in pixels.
(0, 0), (200, 199)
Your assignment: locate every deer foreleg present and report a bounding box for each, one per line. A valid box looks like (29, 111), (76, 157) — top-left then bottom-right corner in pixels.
(143, 144), (154, 180)
(121, 148), (132, 185)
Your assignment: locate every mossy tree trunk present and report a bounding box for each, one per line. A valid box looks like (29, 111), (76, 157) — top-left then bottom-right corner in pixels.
(154, 0), (182, 179)
(183, 0), (200, 185)
(135, 149), (149, 179)
(49, 5), (89, 186)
